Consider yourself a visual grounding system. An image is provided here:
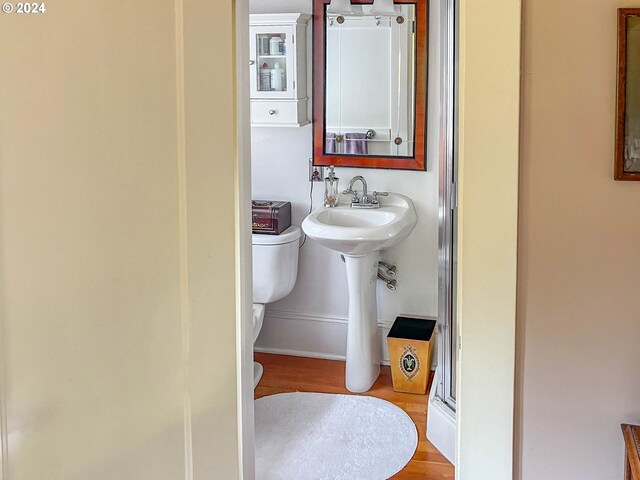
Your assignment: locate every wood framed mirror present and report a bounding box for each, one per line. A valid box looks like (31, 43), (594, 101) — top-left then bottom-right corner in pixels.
(616, 8), (640, 181)
(313, 0), (428, 170)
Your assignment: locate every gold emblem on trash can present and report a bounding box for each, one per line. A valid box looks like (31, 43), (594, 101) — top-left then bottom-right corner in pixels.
(399, 345), (421, 381)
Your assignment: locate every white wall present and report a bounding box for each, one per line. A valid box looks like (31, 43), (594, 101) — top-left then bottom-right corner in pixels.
(250, 0), (442, 362)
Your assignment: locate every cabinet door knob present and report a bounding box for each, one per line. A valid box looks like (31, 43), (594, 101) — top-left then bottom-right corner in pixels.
(249, 60), (255, 65)
(268, 109), (277, 116)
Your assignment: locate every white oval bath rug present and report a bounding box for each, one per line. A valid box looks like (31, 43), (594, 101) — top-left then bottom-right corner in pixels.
(255, 392), (418, 480)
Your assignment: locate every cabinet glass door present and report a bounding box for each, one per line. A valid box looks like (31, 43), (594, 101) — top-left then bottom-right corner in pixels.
(250, 26), (294, 98)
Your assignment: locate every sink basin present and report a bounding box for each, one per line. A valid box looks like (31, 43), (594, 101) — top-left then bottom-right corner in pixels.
(301, 193), (418, 393)
(301, 193), (417, 255)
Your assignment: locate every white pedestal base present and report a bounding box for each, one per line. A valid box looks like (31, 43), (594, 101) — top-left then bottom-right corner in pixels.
(344, 252), (381, 392)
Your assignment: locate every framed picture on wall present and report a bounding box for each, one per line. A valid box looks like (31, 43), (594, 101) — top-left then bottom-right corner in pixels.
(616, 8), (640, 181)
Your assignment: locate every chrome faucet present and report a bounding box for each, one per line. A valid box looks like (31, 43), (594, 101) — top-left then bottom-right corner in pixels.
(343, 176), (389, 208)
(344, 176), (369, 204)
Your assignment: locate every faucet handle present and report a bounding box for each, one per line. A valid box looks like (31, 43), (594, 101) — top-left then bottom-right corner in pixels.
(342, 187), (359, 203)
(343, 188), (360, 203)
(371, 191), (389, 204)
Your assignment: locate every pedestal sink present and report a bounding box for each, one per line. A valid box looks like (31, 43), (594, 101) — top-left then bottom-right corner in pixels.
(301, 193), (418, 392)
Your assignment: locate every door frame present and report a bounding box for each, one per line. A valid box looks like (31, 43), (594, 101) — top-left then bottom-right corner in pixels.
(234, 0), (522, 477)
(236, 0), (256, 478)
(455, 0), (521, 478)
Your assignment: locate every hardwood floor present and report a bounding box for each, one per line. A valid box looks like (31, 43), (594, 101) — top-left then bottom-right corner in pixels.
(254, 353), (455, 480)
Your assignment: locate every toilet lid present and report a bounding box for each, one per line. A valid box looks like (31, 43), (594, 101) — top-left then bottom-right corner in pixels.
(252, 225), (301, 246)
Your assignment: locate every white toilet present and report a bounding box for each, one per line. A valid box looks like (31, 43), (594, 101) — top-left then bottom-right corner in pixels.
(252, 225), (301, 387)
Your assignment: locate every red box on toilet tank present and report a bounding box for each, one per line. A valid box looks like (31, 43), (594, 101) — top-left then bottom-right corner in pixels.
(251, 200), (292, 235)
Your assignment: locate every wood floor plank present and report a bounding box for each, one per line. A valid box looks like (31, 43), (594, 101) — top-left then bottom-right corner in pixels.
(254, 353), (455, 480)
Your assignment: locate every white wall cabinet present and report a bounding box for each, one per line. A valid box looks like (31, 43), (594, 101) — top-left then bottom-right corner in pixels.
(249, 13), (310, 127)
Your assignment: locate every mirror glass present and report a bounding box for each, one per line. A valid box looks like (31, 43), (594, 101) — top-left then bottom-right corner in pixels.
(623, 15), (640, 173)
(324, 4), (416, 158)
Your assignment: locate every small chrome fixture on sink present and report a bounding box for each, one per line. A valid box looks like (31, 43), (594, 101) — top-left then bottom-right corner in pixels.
(377, 260), (398, 290)
(342, 175), (389, 209)
(377, 271), (397, 290)
(378, 260), (397, 277)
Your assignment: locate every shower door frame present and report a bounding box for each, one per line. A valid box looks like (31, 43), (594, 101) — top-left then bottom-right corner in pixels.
(435, 0), (457, 413)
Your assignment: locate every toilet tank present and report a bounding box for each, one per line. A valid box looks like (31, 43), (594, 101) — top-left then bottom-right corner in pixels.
(252, 226), (301, 304)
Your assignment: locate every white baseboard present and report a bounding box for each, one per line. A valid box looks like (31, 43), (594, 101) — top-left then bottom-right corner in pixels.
(254, 346), (348, 362)
(255, 309), (394, 364)
(426, 371), (456, 464)
(255, 309), (438, 367)
(254, 346), (393, 367)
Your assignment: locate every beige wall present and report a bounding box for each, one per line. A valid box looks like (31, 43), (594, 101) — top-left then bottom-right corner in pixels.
(456, 0), (521, 478)
(0, 1), (241, 479)
(517, 1), (640, 478)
